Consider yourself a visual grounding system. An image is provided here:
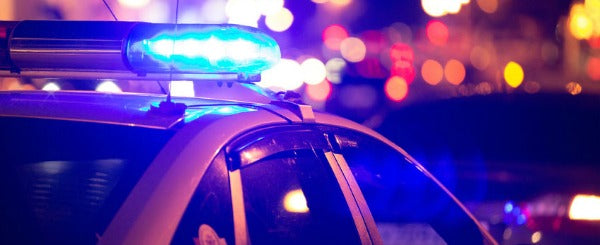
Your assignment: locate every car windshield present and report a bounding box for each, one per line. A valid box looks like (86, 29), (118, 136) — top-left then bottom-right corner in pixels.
(0, 117), (174, 244)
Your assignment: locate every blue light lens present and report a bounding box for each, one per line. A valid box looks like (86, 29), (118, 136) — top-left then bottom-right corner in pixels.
(126, 23), (280, 76)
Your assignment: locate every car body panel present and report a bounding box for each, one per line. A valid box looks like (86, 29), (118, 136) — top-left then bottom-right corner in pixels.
(0, 90), (497, 244)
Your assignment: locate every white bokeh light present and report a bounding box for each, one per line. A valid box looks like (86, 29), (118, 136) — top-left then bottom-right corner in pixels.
(256, 0), (285, 15)
(258, 58), (303, 91)
(421, 0), (470, 17)
(300, 58), (327, 85)
(340, 37), (366, 63)
(226, 0), (261, 27)
(265, 7), (294, 32)
(325, 58), (347, 84)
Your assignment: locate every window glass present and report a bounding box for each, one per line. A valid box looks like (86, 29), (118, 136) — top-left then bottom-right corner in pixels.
(0, 117), (174, 244)
(171, 151), (234, 245)
(330, 130), (485, 244)
(240, 149), (361, 245)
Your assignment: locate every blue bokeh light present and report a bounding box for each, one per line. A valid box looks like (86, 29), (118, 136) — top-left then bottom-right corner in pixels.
(504, 201), (514, 214)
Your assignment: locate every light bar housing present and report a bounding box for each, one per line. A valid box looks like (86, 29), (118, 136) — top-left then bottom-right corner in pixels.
(0, 21), (281, 82)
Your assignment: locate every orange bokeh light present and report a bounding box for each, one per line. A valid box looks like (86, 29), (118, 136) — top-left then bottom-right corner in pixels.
(385, 76), (409, 102)
(587, 57), (600, 80)
(426, 20), (449, 46)
(323, 24), (349, 50)
(444, 59), (466, 85)
(306, 80), (332, 101)
(421, 59), (444, 85)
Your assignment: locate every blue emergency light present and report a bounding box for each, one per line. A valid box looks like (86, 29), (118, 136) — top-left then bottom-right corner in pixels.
(0, 21), (281, 82)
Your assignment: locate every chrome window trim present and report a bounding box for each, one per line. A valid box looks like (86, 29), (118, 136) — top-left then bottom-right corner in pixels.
(324, 151), (373, 245)
(229, 169), (249, 245)
(329, 152), (383, 245)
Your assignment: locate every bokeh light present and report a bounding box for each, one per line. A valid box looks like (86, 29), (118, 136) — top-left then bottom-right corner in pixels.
(265, 7), (294, 32)
(444, 59), (466, 85)
(569, 4), (594, 40)
(323, 25), (349, 50)
(118, 0), (150, 8)
(96, 80), (122, 93)
(42, 82), (60, 91)
(531, 231), (542, 244)
(476, 0), (498, 14)
(385, 76), (409, 102)
(569, 194), (600, 220)
(426, 20), (449, 46)
(256, 0), (285, 15)
(589, 36), (600, 49)
(421, 0), (448, 17)
(340, 37), (367, 62)
(306, 80), (332, 101)
(312, 0), (329, 3)
(170, 80), (195, 97)
(325, 58), (347, 84)
(300, 58), (327, 85)
(392, 60), (415, 83)
(566, 81), (582, 95)
(504, 61), (524, 88)
(283, 189), (309, 213)
(259, 58), (303, 91)
(470, 46), (491, 70)
(421, 59), (444, 85)
(421, 0), (470, 17)
(226, 0), (261, 27)
(587, 57), (600, 80)
(330, 0), (352, 7)
(390, 42), (414, 62)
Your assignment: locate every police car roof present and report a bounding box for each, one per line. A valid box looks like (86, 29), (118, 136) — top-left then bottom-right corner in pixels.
(0, 86), (277, 129)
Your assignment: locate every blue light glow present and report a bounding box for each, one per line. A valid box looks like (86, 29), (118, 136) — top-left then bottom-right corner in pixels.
(517, 214), (527, 225)
(504, 201), (514, 214)
(139, 101), (161, 112)
(183, 105), (255, 123)
(127, 24), (280, 75)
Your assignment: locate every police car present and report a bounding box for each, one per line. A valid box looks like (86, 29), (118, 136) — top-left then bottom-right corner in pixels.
(0, 20), (496, 244)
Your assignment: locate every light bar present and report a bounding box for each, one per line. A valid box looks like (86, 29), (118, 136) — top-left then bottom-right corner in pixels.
(0, 21), (281, 82)
(127, 23), (280, 75)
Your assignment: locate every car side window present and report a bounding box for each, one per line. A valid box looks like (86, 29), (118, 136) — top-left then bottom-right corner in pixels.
(239, 149), (361, 245)
(328, 129), (486, 244)
(227, 127), (363, 245)
(171, 151), (234, 245)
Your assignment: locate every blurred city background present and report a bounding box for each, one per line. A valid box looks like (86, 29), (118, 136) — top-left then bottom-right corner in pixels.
(1, 0), (600, 244)
(1, 0), (599, 121)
